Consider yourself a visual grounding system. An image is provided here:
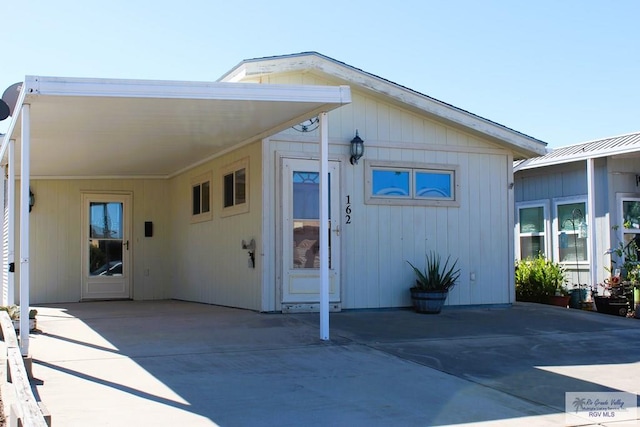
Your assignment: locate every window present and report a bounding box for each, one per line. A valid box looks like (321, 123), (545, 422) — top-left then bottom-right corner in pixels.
(619, 196), (640, 262)
(191, 172), (212, 223)
(554, 199), (588, 263)
(366, 160), (459, 207)
(221, 158), (249, 217)
(516, 202), (549, 259)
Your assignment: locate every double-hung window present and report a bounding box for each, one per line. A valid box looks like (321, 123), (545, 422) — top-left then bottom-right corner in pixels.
(191, 172), (212, 223)
(366, 160), (459, 207)
(554, 198), (588, 264)
(516, 202), (549, 259)
(221, 158), (249, 217)
(618, 195), (640, 263)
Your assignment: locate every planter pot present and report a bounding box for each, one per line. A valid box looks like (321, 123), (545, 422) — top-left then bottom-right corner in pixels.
(569, 289), (587, 309)
(594, 296), (629, 317)
(12, 318), (37, 331)
(410, 288), (448, 314)
(547, 295), (570, 307)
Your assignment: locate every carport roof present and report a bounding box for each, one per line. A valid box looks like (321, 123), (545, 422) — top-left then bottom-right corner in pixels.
(0, 76), (351, 178)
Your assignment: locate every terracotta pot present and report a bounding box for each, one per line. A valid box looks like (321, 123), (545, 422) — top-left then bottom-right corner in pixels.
(547, 295), (570, 307)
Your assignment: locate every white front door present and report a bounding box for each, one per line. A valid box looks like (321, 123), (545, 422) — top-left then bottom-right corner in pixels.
(81, 193), (132, 300)
(281, 158), (341, 311)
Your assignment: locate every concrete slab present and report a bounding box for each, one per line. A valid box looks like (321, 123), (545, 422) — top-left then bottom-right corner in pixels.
(1, 301), (638, 426)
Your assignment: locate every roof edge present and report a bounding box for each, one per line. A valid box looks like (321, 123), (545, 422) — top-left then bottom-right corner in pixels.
(220, 52), (548, 158)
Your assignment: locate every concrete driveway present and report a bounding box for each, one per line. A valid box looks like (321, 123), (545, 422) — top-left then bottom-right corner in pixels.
(3, 301), (639, 426)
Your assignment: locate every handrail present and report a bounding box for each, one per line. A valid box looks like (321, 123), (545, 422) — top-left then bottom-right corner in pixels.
(0, 311), (49, 427)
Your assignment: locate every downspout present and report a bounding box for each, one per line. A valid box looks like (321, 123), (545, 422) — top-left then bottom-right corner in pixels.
(507, 154), (515, 303)
(319, 112), (329, 340)
(587, 158), (597, 293)
(19, 104), (30, 356)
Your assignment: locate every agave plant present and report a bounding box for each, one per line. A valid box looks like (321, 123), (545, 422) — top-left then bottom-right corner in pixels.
(407, 251), (461, 291)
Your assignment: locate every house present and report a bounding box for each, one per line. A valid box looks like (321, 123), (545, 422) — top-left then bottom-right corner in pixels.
(514, 131), (640, 293)
(0, 52), (547, 318)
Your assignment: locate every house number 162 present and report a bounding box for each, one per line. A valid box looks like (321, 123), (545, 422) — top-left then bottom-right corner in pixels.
(345, 195), (352, 224)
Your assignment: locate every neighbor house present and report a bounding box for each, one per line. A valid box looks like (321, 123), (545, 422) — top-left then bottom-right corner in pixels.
(1, 52), (547, 316)
(514, 131), (640, 293)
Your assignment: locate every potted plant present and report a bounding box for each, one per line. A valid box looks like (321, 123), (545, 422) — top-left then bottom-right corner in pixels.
(407, 251), (460, 314)
(515, 254), (568, 306)
(594, 276), (630, 316)
(0, 305), (38, 331)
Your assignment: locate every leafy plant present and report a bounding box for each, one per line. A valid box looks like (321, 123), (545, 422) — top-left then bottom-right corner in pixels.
(407, 251), (461, 291)
(515, 254), (567, 302)
(0, 305), (37, 320)
(607, 225), (640, 282)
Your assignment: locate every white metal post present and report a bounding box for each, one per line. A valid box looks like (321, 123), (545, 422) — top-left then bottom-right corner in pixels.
(587, 158), (597, 293)
(7, 140), (15, 306)
(19, 104), (31, 355)
(319, 112), (329, 340)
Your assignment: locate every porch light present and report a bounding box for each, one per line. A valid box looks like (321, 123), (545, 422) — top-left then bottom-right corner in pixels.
(350, 130), (364, 165)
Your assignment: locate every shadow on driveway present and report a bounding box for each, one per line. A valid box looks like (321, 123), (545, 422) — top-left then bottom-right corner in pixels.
(26, 301), (640, 426)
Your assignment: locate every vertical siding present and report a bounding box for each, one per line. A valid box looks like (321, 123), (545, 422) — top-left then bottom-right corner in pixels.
(169, 142), (263, 310)
(256, 71), (515, 310)
(14, 179), (170, 304)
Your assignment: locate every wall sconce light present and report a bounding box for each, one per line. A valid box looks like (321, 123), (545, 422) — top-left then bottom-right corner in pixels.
(350, 130), (364, 165)
(29, 189), (35, 212)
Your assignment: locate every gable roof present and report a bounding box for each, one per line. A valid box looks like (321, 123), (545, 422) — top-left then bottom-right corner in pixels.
(220, 52), (547, 159)
(514, 130), (640, 171)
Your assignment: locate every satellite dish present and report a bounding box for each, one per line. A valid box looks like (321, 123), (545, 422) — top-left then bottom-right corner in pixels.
(2, 83), (22, 117)
(0, 99), (9, 121)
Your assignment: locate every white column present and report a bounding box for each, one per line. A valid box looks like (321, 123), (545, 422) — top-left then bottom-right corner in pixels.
(7, 139), (15, 306)
(319, 112), (329, 340)
(19, 104), (30, 355)
(587, 158), (597, 292)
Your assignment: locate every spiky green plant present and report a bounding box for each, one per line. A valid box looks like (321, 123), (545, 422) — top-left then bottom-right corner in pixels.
(407, 251), (461, 291)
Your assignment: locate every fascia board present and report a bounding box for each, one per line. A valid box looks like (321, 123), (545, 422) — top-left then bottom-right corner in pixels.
(24, 75), (351, 105)
(514, 146), (640, 172)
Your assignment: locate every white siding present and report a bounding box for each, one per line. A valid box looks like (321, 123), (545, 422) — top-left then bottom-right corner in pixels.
(261, 74), (514, 309)
(169, 142), (263, 310)
(14, 179), (171, 304)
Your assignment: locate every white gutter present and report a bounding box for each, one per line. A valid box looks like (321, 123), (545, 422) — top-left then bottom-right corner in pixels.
(319, 112), (329, 340)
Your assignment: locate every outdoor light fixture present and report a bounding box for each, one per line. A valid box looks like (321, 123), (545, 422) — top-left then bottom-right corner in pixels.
(350, 130), (364, 165)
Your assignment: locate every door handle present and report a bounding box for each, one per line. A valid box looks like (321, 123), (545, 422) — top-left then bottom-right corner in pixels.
(124, 240), (129, 250)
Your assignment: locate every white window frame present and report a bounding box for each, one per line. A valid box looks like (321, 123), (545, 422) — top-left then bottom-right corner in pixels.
(365, 159), (460, 207)
(615, 193), (640, 266)
(552, 196), (588, 266)
(221, 157), (249, 217)
(191, 171), (212, 223)
(515, 200), (550, 260)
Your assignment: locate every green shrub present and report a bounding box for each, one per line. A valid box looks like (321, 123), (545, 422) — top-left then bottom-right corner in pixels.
(515, 255), (567, 303)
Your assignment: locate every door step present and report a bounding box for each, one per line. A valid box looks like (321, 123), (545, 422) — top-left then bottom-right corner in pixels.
(282, 303), (342, 313)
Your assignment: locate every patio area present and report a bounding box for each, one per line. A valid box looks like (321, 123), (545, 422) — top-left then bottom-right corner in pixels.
(2, 300), (639, 426)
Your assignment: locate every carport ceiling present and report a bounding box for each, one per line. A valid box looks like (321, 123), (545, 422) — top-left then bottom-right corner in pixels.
(3, 77), (351, 178)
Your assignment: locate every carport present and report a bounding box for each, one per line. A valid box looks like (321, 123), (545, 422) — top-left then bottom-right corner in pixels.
(0, 77), (351, 354)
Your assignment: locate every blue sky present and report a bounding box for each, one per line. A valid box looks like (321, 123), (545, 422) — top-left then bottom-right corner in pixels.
(2, 0), (638, 148)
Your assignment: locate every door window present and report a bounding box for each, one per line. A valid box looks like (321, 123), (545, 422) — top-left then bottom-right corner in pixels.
(89, 202), (124, 276)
